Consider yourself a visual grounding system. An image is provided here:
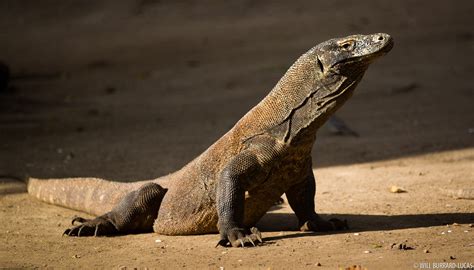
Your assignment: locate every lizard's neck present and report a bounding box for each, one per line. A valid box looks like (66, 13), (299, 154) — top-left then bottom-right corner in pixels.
(284, 72), (364, 145)
(237, 51), (364, 145)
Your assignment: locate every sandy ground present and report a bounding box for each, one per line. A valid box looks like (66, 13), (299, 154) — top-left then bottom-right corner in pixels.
(1, 1), (473, 269)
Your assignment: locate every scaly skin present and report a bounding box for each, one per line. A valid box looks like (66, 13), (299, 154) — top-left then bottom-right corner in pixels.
(27, 33), (393, 247)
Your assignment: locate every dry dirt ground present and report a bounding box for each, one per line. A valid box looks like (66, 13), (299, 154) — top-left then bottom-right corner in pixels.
(0, 1), (473, 269)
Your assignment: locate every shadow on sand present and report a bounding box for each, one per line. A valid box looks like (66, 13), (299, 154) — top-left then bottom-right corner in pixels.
(257, 212), (474, 242)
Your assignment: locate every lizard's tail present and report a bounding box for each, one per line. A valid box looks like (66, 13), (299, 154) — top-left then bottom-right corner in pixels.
(27, 177), (143, 216)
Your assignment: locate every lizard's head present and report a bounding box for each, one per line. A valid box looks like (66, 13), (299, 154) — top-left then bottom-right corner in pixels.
(316, 33), (393, 75)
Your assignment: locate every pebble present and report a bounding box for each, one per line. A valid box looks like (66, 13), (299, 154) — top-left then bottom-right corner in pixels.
(364, 250), (371, 254)
(390, 186), (406, 193)
(398, 243), (414, 250)
(353, 233), (360, 236)
(316, 262), (322, 266)
(155, 239), (162, 243)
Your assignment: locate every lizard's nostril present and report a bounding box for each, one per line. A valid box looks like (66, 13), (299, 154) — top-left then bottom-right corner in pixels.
(377, 36), (384, 41)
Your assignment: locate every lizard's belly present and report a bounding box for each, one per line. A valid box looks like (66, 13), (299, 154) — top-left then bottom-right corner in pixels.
(153, 172), (220, 235)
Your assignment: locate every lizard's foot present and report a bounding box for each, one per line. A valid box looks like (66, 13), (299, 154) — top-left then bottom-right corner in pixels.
(217, 227), (262, 248)
(63, 182), (167, 237)
(64, 215), (119, 237)
(300, 217), (349, 232)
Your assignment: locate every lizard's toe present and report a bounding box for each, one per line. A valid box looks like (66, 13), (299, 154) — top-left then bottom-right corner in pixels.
(63, 216), (118, 237)
(300, 217), (349, 232)
(329, 218), (349, 230)
(63, 224), (98, 237)
(218, 227), (263, 248)
(250, 227), (263, 242)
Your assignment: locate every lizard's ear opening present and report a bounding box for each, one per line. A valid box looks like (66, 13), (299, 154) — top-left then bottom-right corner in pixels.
(316, 57), (325, 73)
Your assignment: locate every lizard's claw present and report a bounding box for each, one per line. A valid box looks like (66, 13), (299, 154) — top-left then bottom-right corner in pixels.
(217, 227), (263, 248)
(246, 236), (255, 246)
(71, 216), (89, 225)
(63, 215), (118, 237)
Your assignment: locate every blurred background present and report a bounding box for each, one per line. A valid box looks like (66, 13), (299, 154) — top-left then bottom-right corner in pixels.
(0, 1), (472, 180)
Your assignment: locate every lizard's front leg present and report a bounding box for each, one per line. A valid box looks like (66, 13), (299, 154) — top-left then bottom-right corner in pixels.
(216, 150), (264, 247)
(286, 161), (348, 232)
(64, 183), (167, 236)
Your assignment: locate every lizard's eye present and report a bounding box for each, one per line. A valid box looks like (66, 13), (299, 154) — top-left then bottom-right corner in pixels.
(339, 40), (355, 51)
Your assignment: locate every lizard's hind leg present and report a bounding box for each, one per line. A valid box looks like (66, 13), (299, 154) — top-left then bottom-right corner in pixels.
(64, 183), (167, 237)
(286, 163), (348, 232)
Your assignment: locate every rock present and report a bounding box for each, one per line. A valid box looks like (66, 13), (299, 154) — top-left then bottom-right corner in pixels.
(398, 243), (414, 250)
(390, 186), (407, 193)
(342, 265), (367, 270)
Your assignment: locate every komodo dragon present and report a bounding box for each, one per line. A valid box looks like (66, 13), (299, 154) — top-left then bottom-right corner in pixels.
(27, 33), (393, 247)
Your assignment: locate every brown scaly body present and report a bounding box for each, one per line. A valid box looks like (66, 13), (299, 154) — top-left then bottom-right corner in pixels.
(28, 33), (393, 247)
